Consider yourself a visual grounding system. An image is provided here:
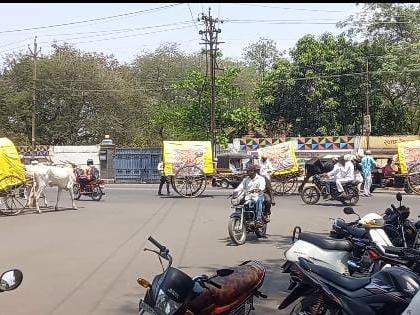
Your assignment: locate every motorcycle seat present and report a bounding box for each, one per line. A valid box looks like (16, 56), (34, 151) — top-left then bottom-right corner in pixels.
(299, 232), (353, 252)
(335, 220), (367, 239)
(300, 258), (370, 291)
(187, 261), (265, 314)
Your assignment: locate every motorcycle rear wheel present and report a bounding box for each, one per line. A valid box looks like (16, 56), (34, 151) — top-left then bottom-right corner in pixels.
(301, 186), (320, 205)
(91, 187), (103, 201)
(73, 184), (81, 200)
(255, 222), (267, 238)
(342, 187), (359, 206)
(228, 217), (246, 245)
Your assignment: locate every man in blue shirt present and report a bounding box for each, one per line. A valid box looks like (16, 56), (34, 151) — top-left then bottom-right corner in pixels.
(361, 150), (376, 197)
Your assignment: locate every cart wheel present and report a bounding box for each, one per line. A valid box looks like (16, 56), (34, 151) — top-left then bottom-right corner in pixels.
(272, 175), (297, 196)
(0, 175), (28, 216)
(171, 165), (207, 198)
(407, 163), (420, 195)
(220, 179), (230, 189)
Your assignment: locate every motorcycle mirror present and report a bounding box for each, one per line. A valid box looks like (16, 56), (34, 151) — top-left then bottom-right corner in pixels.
(343, 207), (355, 215)
(216, 269), (234, 277)
(0, 269), (23, 292)
(396, 192), (402, 202)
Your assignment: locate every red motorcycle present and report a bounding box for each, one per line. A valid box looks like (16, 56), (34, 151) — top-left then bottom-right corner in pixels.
(138, 237), (267, 315)
(73, 168), (105, 201)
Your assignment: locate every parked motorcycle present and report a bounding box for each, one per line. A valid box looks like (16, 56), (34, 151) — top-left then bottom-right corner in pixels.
(138, 236), (267, 315)
(73, 176), (105, 201)
(279, 257), (420, 315)
(0, 269), (23, 292)
(383, 192), (420, 248)
(228, 189), (269, 245)
(285, 208), (394, 275)
(301, 174), (359, 206)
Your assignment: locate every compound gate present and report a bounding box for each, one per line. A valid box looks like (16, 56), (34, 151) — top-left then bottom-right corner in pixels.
(113, 148), (162, 183)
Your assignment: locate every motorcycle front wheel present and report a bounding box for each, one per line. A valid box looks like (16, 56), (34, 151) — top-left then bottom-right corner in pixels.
(228, 217), (247, 245)
(301, 186), (320, 205)
(91, 187), (103, 201)
(73, 184), (81, 200)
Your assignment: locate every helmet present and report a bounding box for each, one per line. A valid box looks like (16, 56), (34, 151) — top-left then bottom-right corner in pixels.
(359, 213), (385, 228)
(87, 159), (94, 166)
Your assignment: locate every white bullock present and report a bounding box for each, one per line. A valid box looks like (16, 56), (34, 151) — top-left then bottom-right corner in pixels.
(25, 162), (77, 213)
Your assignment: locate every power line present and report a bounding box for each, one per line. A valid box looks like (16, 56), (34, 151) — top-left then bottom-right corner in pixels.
(225, 19), (413, 25)
(186, 4), (200, 32)
(37, 25), (195, 46)
(37, 21), (194, 38)
(234, 3), (359, 13)
(0, 3), (182, 35)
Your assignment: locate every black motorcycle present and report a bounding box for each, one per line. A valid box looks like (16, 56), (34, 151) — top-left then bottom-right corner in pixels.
(228, 189), (269, 245)
(138, 236), (266, 315)
(280, 257), (420, 315)
(383, 193), (420, 248)
(301, 174), (359, 206)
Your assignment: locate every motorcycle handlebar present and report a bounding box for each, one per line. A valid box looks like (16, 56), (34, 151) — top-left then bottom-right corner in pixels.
(148, 236), (166, 253)
(207, 279), (222, 289)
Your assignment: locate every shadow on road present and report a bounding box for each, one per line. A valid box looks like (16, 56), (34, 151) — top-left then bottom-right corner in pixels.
(0, 206), (81, 218)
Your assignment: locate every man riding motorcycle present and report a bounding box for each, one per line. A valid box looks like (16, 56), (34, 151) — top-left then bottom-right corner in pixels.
(78, 159), (98, 191)
(234, 165), (267, 227)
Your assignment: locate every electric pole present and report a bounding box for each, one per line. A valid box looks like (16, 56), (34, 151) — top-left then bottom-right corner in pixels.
(28, 36), (41, 148)
(199, 8), (223, 158)
(365, 59), (370, 149)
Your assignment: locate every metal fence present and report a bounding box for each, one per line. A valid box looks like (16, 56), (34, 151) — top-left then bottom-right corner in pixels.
(113, 148), (162, 183)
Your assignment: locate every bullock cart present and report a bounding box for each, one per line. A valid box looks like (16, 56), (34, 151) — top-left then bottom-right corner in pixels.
(257, 141), (302, 196)
(0, 138), (29, 216)
(397, 140), (420, 195)
(163, 141), (214, 198)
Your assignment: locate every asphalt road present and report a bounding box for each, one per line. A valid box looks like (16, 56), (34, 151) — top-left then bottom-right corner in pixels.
(0, 185), (419, 315)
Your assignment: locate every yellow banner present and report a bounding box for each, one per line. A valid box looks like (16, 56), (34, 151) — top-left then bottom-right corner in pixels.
(257, 141), (299, 175)
(362, 135), (420, 149)
(397, 140), (420, 174)
(0, 138), (26, 190)
(163, 141), (213, 176)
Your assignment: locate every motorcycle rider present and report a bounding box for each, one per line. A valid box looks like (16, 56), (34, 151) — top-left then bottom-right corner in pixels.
(79, 159), (97, 191)
(324, 157), (339, 198)
(336, 154), (354, 198)
(234, 165), (266, 227)
(352, 154), (364, 193)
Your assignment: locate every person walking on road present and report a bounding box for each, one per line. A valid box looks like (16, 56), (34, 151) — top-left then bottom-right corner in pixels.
(157, 160), (170, 196)
(361, 150), (376, 197)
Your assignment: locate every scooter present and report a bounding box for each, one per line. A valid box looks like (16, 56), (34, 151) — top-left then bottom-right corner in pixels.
(279, 257), (420, 315)
(138, 236), (267, 315)
(0, 269), (23, 293)
(285, 207), (394, 275)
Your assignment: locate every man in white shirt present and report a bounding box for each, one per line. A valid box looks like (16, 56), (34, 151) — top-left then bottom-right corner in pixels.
(325, 157), (339, 196)
(259, 155), (275, 209)
(336, 154), (355, 197)
(234, 165), (266, 225)
(157, 160), (170, 196)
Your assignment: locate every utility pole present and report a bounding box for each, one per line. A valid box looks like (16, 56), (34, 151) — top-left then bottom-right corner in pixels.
(199, 8), (223, 159)
(28, 36), (41, 148)
(365, 59), (370, 150)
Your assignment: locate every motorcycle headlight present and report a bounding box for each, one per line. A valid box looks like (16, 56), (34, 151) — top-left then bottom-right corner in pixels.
(155, 289), (182, 315)
(139, 300), (158, 315)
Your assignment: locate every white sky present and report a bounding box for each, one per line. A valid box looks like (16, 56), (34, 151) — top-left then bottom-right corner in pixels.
(0, 3), (363, 64)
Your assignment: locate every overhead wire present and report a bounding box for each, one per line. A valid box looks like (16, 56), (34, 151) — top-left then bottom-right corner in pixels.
(0, 3), (182, 35)
(186, 4), (200, 32)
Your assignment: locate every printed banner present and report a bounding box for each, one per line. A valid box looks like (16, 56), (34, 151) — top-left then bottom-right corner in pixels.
(362, 135), (420, 150)
(257, 141), (299, 175)
(0, 138), (26, 190)
(397, 140), (420, 174)
(163, 141), (213, 176)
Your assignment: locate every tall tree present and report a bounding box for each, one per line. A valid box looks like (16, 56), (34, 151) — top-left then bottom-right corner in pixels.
(243, 38), (281, 81)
